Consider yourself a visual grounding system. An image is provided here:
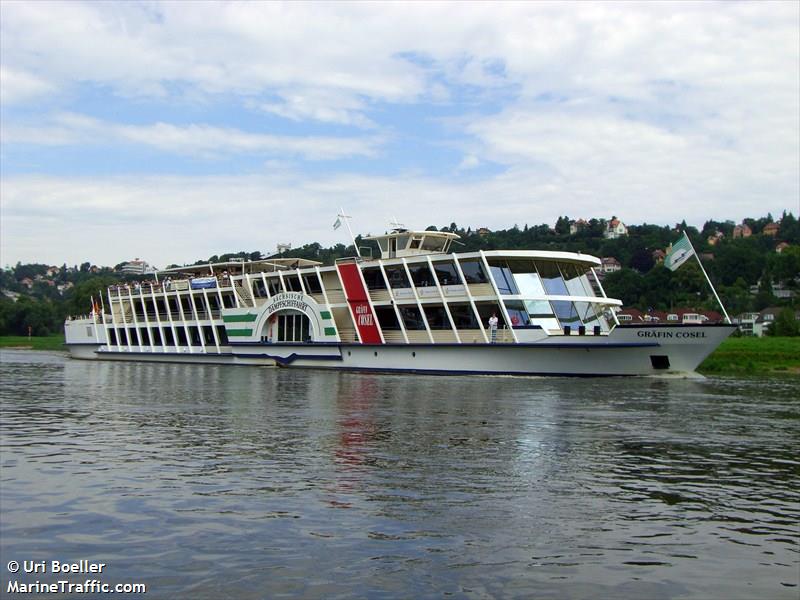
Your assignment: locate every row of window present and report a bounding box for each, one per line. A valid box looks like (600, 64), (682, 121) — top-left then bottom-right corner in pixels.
(362, 258), (598, 299)
(370, 299), (610, 333)
(230, 258), (600, 302)
(108, 325), (229, 347)
(124, 290), (237, 322)
(488, 259), (598, 298)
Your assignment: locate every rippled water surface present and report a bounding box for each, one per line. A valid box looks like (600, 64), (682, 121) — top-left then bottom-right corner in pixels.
(1, 349), (798, 599)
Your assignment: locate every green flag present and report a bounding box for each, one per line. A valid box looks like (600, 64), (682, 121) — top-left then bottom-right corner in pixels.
(665, 233), (695, 271)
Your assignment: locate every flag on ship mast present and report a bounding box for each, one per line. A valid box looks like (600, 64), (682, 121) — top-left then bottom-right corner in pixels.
(666, 231), (731, 324)
(664, 232), (695, 271)
(334, 208), (361, 257)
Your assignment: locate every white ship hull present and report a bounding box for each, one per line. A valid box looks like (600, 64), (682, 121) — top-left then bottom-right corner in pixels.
(65, 320), (734, 376)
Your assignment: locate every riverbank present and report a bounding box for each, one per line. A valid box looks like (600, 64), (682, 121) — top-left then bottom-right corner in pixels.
(698, 336), (800, 375)
(0, 334), (65, 351)
(2, 334), (798, 375)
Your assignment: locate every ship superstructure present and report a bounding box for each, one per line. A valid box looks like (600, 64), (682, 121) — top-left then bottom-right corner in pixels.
(65, 229), (735, 375)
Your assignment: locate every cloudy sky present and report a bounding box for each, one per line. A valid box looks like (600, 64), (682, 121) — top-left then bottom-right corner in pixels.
(1, 1), (798, 268)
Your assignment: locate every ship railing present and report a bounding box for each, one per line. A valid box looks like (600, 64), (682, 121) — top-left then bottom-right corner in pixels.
(326, 290), (346, 304)
(338, 329), (359, 342)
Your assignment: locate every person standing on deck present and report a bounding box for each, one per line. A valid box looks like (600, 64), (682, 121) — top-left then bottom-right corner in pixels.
(488, 313), (498, 343)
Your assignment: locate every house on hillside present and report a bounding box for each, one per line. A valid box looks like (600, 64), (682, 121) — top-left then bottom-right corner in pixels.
(738, 307), (799, 337)
(776, 242), (790, 253)
(652, 249), (666, 263)
(604, 218), (628, 239)
(569, 219), (588, 235)
(762, 222), (780, 237)
(600, 257), (621, 274)
(707, 231), (724, 246)
(733, 224), (752, 239)
(476, 227), (491, 237)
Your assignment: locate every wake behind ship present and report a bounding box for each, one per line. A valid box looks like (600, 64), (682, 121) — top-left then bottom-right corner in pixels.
(65, 228), (735, 376)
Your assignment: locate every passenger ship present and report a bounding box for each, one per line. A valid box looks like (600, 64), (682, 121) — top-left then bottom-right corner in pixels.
(64, 228), (735, 376)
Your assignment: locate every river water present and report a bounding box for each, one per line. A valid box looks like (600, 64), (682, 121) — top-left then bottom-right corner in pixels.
(0, 349), (798, 599)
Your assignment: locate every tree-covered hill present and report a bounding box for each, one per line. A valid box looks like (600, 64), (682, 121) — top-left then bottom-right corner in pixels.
(1, 212), (797, 336)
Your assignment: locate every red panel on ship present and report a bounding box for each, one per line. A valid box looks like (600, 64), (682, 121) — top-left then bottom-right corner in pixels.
(336, 263), (382, 344)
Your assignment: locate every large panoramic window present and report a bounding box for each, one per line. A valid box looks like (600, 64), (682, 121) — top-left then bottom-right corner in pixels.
(384, 266), (410, 289)
(574, 302), (609, 332)
(560, 263), (595, 297)
(448, 303), (479, 329)
(362, 268), (387, 290)
(431, 262), (462, 286)
(302, 273), (323, 294)
(407, 263), (434, 287)
(459, 260), (488, 284)
(421, 236), (445, 251)
(535, 261), (569, 296)
(399, 306), (426, 330)
(513, 272), (546, 298)
(525, 300), (560, 331)
(267, 278), (282, 296)
(551, 300), (582, 329)
(423, 305), (452, 329)
(474, 302), (506, 328)
(374, 306), (401, 330)
(503, 300), (531, 327)
(488, 261), (519, 295)
(283, 275), (302, 292)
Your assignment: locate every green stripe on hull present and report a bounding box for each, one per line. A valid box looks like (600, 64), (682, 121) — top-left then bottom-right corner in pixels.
(223, 314), (257, 323)
(226, 328), (253, 336)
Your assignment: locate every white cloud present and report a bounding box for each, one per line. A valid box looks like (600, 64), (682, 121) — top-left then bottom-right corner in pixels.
(0, 0), (797, 265)
(457, 155), (480, 171)
(2, 113), (384, 160)
(3, 167), (796, 269)
(0, 66), (55, 105)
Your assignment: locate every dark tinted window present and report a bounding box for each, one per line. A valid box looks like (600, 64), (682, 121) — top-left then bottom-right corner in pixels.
(459, 260), (487, 284)
(423, 305), (451, 329)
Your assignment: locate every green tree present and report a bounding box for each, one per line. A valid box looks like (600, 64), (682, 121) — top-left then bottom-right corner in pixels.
(603, 269), (645, 306)
(767, 308), (800, 337)
(63, 276), (118, 317)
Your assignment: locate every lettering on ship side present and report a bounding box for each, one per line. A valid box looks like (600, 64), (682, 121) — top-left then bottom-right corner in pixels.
(336, 263), (382, 343)
(636, 330), (706, 339)
(355, 304), (374, 327)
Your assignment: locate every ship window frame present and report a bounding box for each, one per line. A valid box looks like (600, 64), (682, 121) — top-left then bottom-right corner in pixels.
(423, 304), (452, 330)
(551, 300), (583, 328)
(488, 260), (519, 295)
(448, 303), (480, 329)
(399, 306), (426, 330)
(431, 261), (462, 286)
(535, 261), (569, 296)
(459, 260), (488, 284)
(503, 300), (531, 328)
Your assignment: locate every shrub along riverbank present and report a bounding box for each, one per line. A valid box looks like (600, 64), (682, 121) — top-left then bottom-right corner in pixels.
(697, 336), (800, 375)
(1, 334), (798, 376)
